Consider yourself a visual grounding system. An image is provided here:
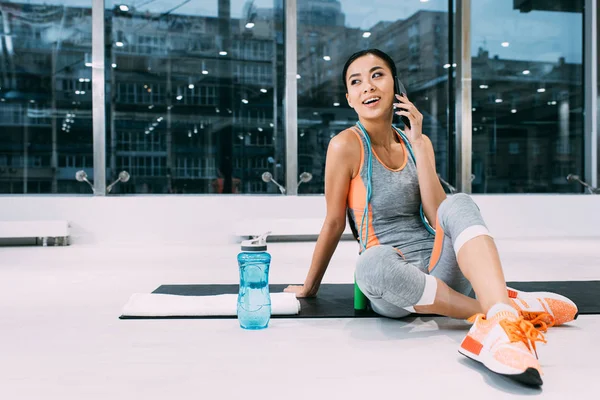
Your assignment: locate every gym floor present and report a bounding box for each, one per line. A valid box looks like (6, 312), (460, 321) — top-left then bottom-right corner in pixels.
(1, 238), (598, 399)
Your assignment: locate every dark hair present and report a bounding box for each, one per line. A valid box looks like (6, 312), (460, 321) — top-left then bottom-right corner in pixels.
(341, 48), (398, 92)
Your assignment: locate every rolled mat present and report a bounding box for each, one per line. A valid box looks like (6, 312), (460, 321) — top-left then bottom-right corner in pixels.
(119, 281), (600, 319)
(121, 292), (300, 318)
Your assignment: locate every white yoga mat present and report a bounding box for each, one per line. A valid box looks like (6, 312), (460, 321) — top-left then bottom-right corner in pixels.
(122, 292), (301, 317)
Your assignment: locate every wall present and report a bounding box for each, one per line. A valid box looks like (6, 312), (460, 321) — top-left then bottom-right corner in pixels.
(0, 194), (598, 246)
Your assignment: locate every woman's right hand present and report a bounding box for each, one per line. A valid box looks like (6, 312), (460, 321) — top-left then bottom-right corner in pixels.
(283, 285), (315, 298)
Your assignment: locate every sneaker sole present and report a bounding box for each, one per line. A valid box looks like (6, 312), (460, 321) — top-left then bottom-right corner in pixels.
(458, 343), (543, 386)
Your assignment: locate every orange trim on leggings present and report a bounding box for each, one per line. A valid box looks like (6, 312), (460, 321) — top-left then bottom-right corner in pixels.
(393, 247), (406, 260)
(428, 217), (444, 272)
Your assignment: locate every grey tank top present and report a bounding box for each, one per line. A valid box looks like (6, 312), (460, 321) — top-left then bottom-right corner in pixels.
(347, 125), (434, 257)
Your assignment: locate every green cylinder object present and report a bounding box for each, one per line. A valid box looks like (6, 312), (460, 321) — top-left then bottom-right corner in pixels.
(354, 280), (368, 310)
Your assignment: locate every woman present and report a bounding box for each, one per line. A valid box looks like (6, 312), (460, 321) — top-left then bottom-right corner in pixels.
(284, 49), (577, 386)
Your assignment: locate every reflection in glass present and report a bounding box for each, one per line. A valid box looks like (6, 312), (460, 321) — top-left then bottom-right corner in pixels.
(107, 0), (285, 194)
(471, 0), (584, 193)
(0, 1), (93, 193)
(296, 0), (451, 194)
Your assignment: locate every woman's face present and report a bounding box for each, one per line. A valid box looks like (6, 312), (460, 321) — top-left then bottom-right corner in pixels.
(345, 54), (395, 121)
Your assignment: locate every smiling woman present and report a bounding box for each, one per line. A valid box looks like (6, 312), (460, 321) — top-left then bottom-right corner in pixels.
(286, 46), (579, 387)
(285, 43), (578, 386)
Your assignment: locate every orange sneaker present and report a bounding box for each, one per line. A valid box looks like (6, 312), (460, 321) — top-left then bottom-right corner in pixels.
(459, 309), (548, 386)
(507, 287), (578, 326)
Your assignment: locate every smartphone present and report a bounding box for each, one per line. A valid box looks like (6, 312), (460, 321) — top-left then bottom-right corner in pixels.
(394, 76), (411, 129)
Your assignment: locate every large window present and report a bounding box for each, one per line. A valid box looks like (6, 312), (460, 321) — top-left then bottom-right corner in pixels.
(0, 0), (596, 195)
(471, 0), (584, 193)
(296, 0), (452, 194)
(105, 1), (285, 194)
(0, 1), (93, 193)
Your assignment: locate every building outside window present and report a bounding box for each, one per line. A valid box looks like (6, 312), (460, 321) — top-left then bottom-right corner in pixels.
(0, 0), (595, 195)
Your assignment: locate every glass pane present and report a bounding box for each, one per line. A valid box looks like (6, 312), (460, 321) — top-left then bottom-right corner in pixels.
(297, 0), (452, 194)
(0, 2), (93, 194)
(106, 1), (284, 194)
(471, 0), (584, 193)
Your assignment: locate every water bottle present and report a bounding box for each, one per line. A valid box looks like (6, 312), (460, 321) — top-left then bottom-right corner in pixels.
(237, 232), (272, 330)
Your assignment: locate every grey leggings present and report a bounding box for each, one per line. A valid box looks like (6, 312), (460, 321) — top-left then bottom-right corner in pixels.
(354, 193), (491, 318)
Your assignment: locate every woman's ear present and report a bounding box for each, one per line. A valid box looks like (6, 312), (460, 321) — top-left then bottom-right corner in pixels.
(346, 93), (353, 108)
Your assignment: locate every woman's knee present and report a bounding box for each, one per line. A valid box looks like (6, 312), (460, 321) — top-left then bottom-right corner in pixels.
(355, 246), (431, 307)
(437, 193), (481, 228)
(355, 245), (398, 286)
(438, 193), (478, 215)
(436, 193), (492, 254)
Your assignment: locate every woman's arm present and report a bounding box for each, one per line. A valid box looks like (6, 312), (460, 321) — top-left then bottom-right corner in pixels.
(411, 136), (447, 226)
(394, 94), (446, 225)
(284, 131), (357, 297)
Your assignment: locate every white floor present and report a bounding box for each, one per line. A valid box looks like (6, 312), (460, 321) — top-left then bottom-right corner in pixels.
(1, 238), (599, 400)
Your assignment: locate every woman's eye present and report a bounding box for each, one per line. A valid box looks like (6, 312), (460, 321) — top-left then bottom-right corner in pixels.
(373, 72), (382, 78)
(351, 79), (359, 85)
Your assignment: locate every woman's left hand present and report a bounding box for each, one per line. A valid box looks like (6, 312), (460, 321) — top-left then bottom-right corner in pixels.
(394, 94), (424, 145)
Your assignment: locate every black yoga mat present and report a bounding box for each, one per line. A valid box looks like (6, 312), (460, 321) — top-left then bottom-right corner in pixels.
(120, 281), (600, 319)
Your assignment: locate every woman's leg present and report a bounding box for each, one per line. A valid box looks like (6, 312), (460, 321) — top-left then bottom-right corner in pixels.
(413, 194), (577, 326)
(410, 194), (545, 386)
(354, 187), (549, 322)
(355, 244), (481, 320)
(456, 236), (511, 311)
(412, 278), (481, 319)
(420, 193), (511, 314)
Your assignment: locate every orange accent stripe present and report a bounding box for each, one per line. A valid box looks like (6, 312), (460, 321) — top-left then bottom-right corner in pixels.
(350, 126), (365, 179)
(353, 207), (380, 252)
(348, 172), (367, 209)
(461, 335), (483, 355)
(428, 217), (444, 272)
(348, 175), (380, 252)
(507, 289), (518, 298)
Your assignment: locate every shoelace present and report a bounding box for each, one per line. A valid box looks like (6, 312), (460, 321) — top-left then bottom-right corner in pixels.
(500, 316), (548, 359)
(467, 313), (548, 359)
(526, 312), (555, 329)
